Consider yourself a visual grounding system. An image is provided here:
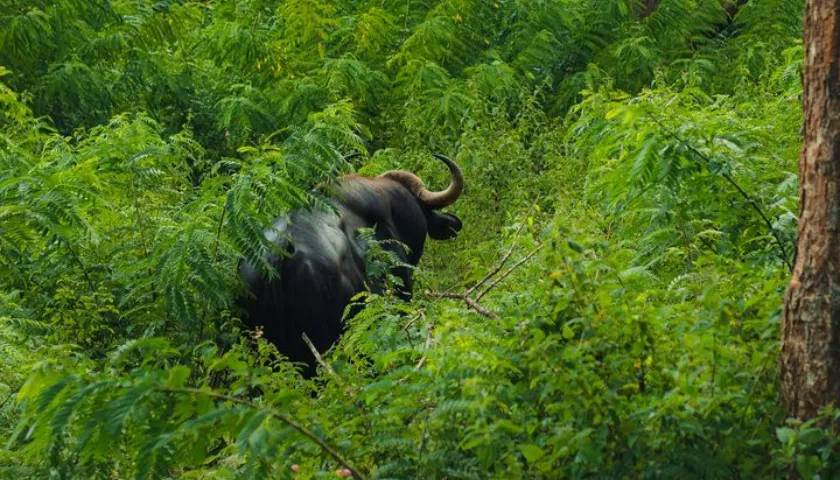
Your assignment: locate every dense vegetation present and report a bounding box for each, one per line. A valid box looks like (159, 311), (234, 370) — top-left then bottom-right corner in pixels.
(0, 0), (827, 478)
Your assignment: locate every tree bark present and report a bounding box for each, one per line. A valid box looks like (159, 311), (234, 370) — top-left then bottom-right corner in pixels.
(780, 0), (840, 421)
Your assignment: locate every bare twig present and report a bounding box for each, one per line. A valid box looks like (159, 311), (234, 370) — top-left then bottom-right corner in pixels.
(400, 311), (425, 349)
(426, 290), (499, 319)
(427, 217), (542, 319)
(302, 332), (336, 377)
(465, 222), (526, 297)
(401, 311), (424, 332)
(163, 387), (367, 480)
(415, 325), (434, 370)
(301, 334), (372, 426)
(476, 244), (544, 301)
(464, 296), (497, 318)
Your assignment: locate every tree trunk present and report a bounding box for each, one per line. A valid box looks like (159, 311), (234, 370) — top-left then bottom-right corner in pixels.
(780, 0), (840, 420)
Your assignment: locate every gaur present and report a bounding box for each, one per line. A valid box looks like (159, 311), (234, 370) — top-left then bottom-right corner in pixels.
(239, 153), (464, 376)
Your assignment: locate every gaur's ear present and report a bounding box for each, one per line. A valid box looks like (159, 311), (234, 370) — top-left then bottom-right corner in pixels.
(427, 211), (462, 240)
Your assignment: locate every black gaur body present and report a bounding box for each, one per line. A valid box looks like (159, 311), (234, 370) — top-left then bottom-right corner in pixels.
(239, 154), (464, 376)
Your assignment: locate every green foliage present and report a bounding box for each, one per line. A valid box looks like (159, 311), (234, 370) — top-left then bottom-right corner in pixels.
(569, 81), (799, 271)
(11, 339), (324, 479)
(0, 0), (820, 478)
(774, 408), (840, 478)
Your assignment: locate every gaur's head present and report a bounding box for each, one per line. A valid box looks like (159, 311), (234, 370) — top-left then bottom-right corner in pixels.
(379, 153), (464, 241)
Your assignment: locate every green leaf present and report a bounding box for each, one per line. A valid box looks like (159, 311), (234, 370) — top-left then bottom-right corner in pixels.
(562, 323), (575, 340)
(776, 427), (795, 444)
(165, 366), (191, 389)
(519, 444), (545, 463)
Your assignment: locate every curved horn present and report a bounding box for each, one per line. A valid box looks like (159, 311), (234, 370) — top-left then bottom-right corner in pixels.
(380, 153), (464, 209)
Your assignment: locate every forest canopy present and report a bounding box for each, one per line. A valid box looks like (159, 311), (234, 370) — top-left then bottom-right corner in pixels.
(0, 0), (820, 478)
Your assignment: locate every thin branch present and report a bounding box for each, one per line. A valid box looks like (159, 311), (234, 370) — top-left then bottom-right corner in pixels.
(426, 291), (498, 319)
(301, 333), (372, 425)
(400, 311), (425, 349)
(465, 244), (516, 297)
(463, 295), (497, 318)
(415, 325), (434, 370)
(683, 140), (791, 270)
(476, 244), (544, 301)
(404, 0), (411, 33)
(400, 311), (424, 332)
(465, 222), (526, 297)
(62, 239), (95, 293)
(302, 332), (335, 377)
(427, 217), (543, 319)
(696, 234), (719, 256)
(648, 114), (792, 271)
(162, 387), (367, 480)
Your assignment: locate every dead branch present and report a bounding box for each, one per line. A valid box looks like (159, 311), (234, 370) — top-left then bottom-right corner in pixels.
(426, 290), (498, 319)
(302, 332), (336, 377)
(400, 311), (425, 332)
(415, 325), (434, 370)
(465, 222), (526, 297)
(426, 242), (541, 319)
(476, 244), (544, 301)
(427, 210), (543, 319)
(302, 333), (373, 427)
(400, 311), (425, 349)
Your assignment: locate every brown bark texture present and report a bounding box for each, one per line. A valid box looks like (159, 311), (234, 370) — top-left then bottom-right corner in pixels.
(781, 0), (840, 420)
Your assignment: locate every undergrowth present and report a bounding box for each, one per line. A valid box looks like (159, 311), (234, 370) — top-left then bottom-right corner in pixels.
(0, 0), (822, 478)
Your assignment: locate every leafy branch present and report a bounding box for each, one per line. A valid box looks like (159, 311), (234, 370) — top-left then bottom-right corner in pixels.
(161, 386), (369, 480)
(648, 113), (793, 271)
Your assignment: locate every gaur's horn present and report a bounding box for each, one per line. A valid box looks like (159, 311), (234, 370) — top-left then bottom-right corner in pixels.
(380, 153), (464, 209)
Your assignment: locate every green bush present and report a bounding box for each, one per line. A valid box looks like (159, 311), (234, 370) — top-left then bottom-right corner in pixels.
(0, 0), (817, 478)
